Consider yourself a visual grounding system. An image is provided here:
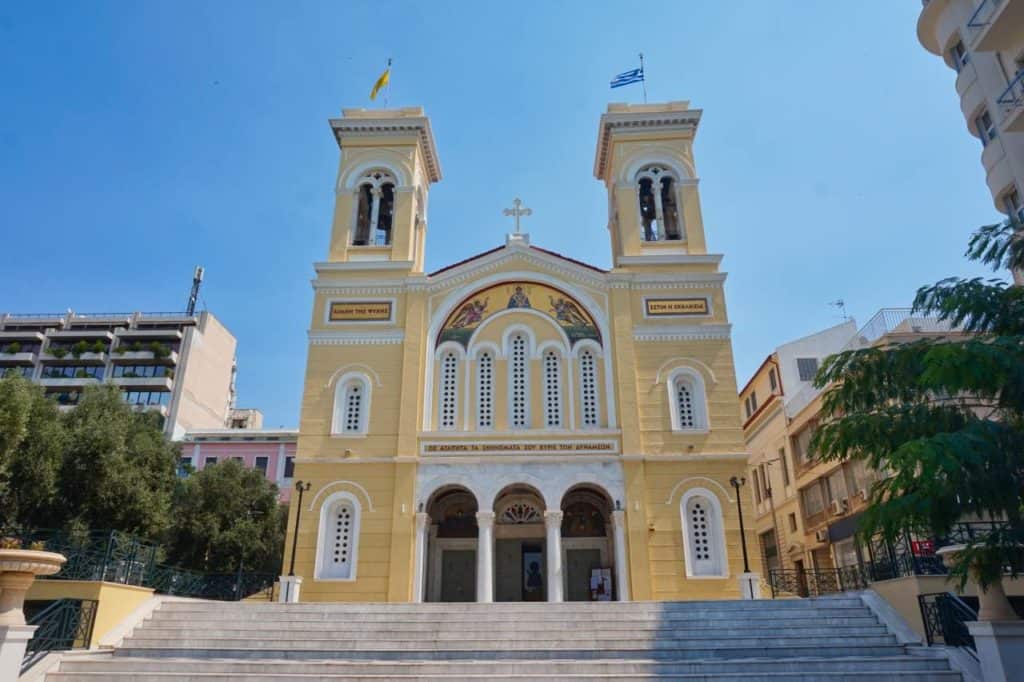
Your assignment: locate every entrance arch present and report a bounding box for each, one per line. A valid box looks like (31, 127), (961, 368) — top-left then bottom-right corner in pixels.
(560, 485), (615, 601)
(493, 484), (548, 602)
(424, 486), (478, 602)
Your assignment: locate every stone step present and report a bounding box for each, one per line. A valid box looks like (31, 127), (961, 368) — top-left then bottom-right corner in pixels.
(146, 610), (888, 626)
(154, 599), (868, 614)
(126, 624), (892, 641)
(120, 632), (898, 650)
(46, 673), (964, 681)
(115, 645), (908, 662)
(57, 655), (956, 676)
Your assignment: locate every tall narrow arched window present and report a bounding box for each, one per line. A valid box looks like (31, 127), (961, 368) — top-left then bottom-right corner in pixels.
(439, 351), (459, 430)
(579, 349), (599, 428)
(352, 169), (397, 247)
(331, 373), (371, 435)
(316, 493), (361, 580)
(636, 165), (683, 242)
(477, 351), (494, 429)
(681, 490), (726, 577)
(543, 349), (562, 428)
(668, 369), (708, 432)
(509, 333), (529, 428)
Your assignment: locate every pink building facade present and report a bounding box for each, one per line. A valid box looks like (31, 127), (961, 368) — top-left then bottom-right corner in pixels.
(180, 429), (298, 503)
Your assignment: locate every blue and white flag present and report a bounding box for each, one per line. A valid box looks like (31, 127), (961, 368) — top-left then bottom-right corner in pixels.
(610, 67), (644, 89)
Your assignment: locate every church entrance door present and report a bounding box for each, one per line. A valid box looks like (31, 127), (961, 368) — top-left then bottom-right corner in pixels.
(440, 549), (476, 602)
(565, 548), (602, 601)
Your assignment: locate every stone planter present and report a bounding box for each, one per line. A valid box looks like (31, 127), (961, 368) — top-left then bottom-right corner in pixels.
(936, 544), (1019, 622)
(0, 549), (66, 626)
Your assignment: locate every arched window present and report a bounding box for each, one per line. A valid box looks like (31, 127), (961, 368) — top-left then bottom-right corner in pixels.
(543, 349), (562, 428)
(509, 333), (529, 428)
(636, 165), (683, 242)
(476, 351), (494, 429)
(439, 351), (459, 430)
(668, 369), (708, 432)
(681, 490), (726, 577)
(316, 493), (361, 580)
(352, 169), (397, 247)
(579, 349), (599, 428)
(331, 373), (371, 435)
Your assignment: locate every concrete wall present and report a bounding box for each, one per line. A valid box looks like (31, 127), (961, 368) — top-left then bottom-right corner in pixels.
(26, 580), (154, 648)
(169, 311), (237, 439)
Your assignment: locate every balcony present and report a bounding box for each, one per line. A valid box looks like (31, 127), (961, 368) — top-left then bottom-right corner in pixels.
(111, 349), (179, 364)
(39, 377), (102, 388)
(111, 376), (173, 391)
(967, 0), (1024, 52)
(116, 328), (184, 341)
(0, 351), (37, 364)
(47, 329), (114, 341)
(998, 70), (1024, 133)
(39, 351), (108, 365)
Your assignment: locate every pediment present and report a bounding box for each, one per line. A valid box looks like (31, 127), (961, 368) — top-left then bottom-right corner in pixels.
(426, 240), (608, 293)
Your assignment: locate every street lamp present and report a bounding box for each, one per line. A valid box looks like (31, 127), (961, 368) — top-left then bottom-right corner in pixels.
(729, 476), (751, 573)
(288, 480), (312, 577)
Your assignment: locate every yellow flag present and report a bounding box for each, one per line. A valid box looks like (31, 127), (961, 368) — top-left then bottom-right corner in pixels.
(370, 62), (391, 101)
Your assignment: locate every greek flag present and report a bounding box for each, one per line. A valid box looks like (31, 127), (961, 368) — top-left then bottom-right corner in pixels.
(610, 67), (644, 89)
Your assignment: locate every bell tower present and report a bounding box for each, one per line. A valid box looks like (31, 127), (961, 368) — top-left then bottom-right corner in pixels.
(327, 107), (442, 272)
(593, 102), (709, 265)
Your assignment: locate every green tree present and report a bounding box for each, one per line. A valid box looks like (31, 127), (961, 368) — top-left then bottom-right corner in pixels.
(167, 458), (284, 574)
(812, 219), (1023, 618)
(0, 375), (64, 528)
(58, 384), (179, 537)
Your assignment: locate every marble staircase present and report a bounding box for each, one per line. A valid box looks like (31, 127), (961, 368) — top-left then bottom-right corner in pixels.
(41, 597), (963, 680)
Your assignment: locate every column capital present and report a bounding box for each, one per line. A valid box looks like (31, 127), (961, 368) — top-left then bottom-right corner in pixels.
(611, 509), (626, 528)
(543, 510), (564, 528)
(476, 510), (496, 529)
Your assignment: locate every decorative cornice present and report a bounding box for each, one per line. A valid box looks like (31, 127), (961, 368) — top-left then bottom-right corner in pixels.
(616, 254), (723, 267)
(426, 247), (607, 292)
(329, 112), (442, 183)
(308, 330), (405, 345)
(594, 104), (703, 179)
(633, 323), (731, 342)
(315, 261), (414, 272)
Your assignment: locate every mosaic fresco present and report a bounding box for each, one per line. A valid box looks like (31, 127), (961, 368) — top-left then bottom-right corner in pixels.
(438, 282), (601, 348)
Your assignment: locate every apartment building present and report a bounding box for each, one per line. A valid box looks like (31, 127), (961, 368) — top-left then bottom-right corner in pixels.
(180, 427), (298, 503)
(0, 309), (237, 439)
(739, 320), (857, 577)
(918, 0), (1024, 232)
(741, 310), (959, 585)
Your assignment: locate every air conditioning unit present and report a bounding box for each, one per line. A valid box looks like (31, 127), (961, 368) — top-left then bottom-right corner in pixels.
(814, 529), (829, 543)
(830, 499), (849, 516)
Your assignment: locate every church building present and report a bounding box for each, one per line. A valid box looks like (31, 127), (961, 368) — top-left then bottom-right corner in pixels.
(280, 101), (760, 603)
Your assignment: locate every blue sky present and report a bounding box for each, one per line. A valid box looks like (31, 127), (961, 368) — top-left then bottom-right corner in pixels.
(0, 2), (1001, 427)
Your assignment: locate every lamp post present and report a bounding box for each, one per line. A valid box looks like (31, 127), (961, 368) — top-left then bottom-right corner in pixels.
(288, 480), (311, 577)
(729, 476), (751, 573)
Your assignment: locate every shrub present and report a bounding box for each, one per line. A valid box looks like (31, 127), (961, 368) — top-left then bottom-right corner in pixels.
(49, 347), (68, 359)
(2, 341), (22, 354)
(70, 341), (90, 358)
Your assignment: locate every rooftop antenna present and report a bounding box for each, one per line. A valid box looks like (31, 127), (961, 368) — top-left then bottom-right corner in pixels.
(186, 266), (204, 316)
(829, 299), (850, 321)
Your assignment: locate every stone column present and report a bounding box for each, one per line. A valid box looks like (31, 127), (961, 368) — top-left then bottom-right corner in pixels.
(544, 510), (564, 603)
(611, 510), (631, 602)
(412, 513), (430, 603)
(475, 511), (495, 603)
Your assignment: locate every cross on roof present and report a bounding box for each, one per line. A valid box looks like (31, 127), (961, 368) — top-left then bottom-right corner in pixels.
(502, 197), (532, 234)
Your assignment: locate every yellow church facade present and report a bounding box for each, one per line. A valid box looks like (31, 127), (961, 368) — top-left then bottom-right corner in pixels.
(280, 101), (761, 604)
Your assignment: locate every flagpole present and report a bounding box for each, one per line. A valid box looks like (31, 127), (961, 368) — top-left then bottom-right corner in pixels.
(384, 57), (392, 107)
(639, 52), (647, 104)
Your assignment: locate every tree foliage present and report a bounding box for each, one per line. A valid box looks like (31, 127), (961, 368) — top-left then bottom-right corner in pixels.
(166, 458), (284, 574)
(812, 218), (1024, 590)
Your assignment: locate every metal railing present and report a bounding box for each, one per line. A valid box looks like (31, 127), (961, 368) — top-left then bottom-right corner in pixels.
(967, 0), (1003, 30)
(3, 528), (275, 601)
(22, 599), (98, 672)
(918, 592), (978, 654)
(997, 70), (1024, 116)
(767, 565), (870, 598)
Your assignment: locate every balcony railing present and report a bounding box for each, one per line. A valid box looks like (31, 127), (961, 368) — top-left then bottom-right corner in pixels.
(998, 70), (1024, 118)
(918, 592), (978, 653)
(967, 0), (1003, 30)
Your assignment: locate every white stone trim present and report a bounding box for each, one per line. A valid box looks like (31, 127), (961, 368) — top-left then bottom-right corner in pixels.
(338, 157), (411, 191)
(331, 372), (372, 436)
(663, 476), (735, 505)
(615, 254), (722, 267)
(314, 490), (361, 581)
(307, 480), (377, 513)
(680, 487), (728, 578)
(633, 324), (731, 342)
(665, 366), (709, 432)
(309, 330), (405, 345)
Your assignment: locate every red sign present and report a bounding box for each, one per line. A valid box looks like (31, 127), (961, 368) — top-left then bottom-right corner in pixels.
(911, 540), (935, 556)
